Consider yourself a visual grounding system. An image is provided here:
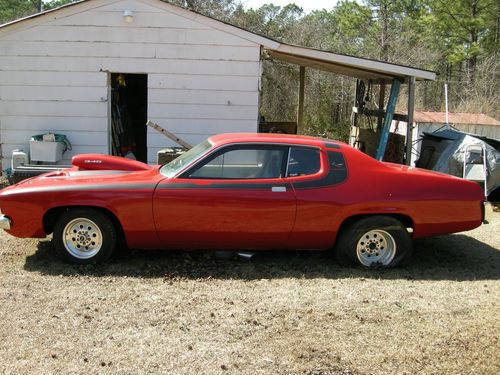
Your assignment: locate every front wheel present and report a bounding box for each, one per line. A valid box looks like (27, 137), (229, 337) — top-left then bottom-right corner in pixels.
(53, 208), (117, 264)
(335, 216), (412, 268)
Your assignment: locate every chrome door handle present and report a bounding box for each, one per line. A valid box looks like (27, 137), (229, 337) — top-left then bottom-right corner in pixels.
(271, 186), (287, 192)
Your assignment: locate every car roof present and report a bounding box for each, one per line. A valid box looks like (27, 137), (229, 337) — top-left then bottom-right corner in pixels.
(208, 133), (343, 148)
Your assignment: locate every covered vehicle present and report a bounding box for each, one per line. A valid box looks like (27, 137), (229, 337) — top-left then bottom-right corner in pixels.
(416, 129), (500, 202)
(0, 133), (486, 268)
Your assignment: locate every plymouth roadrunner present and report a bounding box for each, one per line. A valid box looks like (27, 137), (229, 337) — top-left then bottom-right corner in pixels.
(0, 134), (486, 267)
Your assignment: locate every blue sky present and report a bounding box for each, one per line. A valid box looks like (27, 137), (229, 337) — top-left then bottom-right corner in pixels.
(241, 0), (338, 13)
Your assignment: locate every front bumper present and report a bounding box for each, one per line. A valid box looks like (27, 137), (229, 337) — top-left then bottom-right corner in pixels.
(0, 215), (11, 230)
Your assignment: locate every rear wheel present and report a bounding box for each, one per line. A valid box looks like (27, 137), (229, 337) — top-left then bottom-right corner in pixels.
(53, 208), (116, 264)
(335, 216), (412, 268)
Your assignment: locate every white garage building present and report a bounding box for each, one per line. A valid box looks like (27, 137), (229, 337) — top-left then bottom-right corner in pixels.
(0, 0), (435, 169)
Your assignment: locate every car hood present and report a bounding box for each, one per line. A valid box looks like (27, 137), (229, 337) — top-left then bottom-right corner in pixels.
(1, 155), (164, 195)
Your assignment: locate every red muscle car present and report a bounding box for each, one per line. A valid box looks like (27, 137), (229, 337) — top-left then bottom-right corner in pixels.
(0, 133), (486, 267)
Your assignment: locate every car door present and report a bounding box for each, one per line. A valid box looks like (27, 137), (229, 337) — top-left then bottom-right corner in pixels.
(285, 146), (348, 250)
(153, 144), (297, 250)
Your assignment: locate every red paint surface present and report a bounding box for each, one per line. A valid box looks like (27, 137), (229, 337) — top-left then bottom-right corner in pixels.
(154, 179), (296, 250)
(0, 134), (485, 250)
(72, 154), (153, 171)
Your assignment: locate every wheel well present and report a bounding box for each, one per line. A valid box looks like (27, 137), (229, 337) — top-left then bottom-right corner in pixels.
(43, 206), (125, 240)
(337, 213), (414, 235)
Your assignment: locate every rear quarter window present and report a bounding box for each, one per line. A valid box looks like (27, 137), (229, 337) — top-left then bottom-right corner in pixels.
(327, 151), (348, 184)
(289, 150), (347, 189)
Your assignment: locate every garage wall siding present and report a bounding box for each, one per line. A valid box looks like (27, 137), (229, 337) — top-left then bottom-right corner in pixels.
(0, 0), (261, 168)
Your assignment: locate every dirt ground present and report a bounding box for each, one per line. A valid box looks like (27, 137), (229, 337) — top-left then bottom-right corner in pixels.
(0, 214), (499, 375)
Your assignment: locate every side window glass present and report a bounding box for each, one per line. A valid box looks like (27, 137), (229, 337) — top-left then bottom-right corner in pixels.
(328, 151), (346, 170)
(188, 147), (286, 179)
(328, 151), (348, 184)
(287, 147), (320, 177)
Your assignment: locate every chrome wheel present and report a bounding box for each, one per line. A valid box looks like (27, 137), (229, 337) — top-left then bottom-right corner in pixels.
(63, 218), (103, 259)
(356, 229), (396, 266)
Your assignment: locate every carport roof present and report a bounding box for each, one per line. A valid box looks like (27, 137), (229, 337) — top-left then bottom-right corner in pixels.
(0, 0), (436, 82)
(264, 44), (436, 81)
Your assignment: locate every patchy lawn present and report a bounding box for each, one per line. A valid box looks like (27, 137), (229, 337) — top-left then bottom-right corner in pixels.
(0, 215), (498, 375)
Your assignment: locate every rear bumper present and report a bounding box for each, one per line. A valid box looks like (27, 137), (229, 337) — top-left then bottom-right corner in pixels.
(0, 215), (11, 230)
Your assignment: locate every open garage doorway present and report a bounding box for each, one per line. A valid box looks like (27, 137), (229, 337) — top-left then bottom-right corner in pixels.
(110, 73), (148, 163)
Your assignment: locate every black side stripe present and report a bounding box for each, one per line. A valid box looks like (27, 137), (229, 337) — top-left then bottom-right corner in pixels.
(292, 151), (348, 189)
(12, 183), (155, 194)
(323, 142), (341, 149)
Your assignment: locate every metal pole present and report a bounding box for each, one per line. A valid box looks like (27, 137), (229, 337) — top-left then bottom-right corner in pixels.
(483, 147), (488, 198)
(297, 66), (305, 132)
(406, 76), (415, 165)
(444, 83), (449, 129)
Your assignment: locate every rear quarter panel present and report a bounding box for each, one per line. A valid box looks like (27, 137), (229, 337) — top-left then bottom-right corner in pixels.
(379, 166), (484, 237)
(332, 157), (484, 239)
(292, 147), (484, 248)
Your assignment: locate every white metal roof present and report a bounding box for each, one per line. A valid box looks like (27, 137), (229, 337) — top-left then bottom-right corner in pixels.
(0, 0), (436, 82)
(265, 45), (436, 81)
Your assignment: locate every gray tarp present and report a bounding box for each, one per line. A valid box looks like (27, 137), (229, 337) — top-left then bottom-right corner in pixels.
(416, 129), (500, 199)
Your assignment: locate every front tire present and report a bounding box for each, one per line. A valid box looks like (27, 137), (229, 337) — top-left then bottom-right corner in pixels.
(335, 216), (412, 268)
(53, 208), (117, 264)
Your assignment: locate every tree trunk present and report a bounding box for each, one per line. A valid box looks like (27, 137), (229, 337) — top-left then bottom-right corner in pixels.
(466, 0), (479, 85)
(380, 2), (389, 61)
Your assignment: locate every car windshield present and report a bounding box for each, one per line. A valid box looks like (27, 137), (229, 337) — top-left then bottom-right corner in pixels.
(160, 140), (213, 178)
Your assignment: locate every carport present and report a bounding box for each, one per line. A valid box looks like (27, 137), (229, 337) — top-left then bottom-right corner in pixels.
(262, 43), (436, 165)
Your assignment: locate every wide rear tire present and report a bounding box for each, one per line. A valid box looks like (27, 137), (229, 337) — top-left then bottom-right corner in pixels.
(53, 208), (117, 264)
(335, 216), (412, 268)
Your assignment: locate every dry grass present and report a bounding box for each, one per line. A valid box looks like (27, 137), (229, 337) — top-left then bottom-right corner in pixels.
(0, 215), (499, 375)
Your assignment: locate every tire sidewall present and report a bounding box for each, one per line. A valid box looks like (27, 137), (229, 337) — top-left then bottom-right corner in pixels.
(53, 208), (117, 264)
(337, 216), (413, 268)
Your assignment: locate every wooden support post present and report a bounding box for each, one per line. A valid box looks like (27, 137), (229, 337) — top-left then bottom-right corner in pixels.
(353, 80), (360, 128)
(297, 66), (305, 132)
(377, 81), (386, 129)
(406, 76), (415, 165)
(351, 80), (359, 147)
